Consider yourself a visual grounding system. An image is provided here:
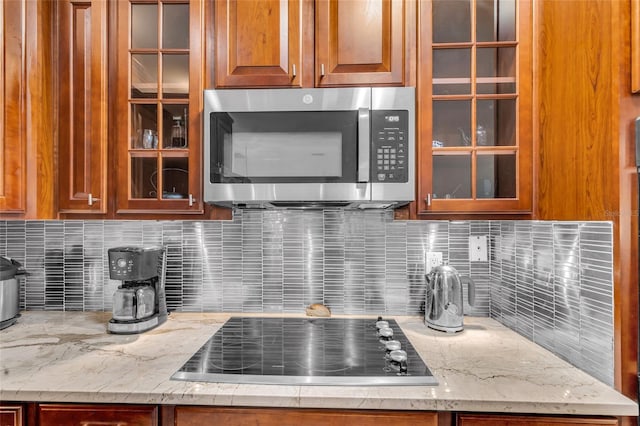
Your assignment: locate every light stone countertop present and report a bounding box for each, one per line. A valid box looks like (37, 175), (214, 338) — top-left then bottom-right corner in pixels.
(0, 311), (637, 417)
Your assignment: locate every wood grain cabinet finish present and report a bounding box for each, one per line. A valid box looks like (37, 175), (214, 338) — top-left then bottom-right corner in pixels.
(0, 405), (23, 426)
(57, 0), (108, 214)
(0, 0), (26, 214)
(214, 0), (409, 88)
(315, 0), (406, 87)
(38, 404), (158, 426)
(458, 414), (618, 426)
(0, 0), (55, 218)
(175, 407), (438, 426)
(214, 0), (313, 88)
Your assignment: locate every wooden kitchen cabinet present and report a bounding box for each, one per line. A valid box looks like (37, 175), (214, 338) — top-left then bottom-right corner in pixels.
(416, 0), (533, 216)
(114, 0), (204, 215)
(214, 0), (412, 88)
(57, 0), (109, 215)
(0, 405), (23, 426)
(458, 413), (618, 426)
(38, 404), (158, 426)
(214, 0), (313, 88)
(0, 0), (55, 219)
(175, 407), (438, 426)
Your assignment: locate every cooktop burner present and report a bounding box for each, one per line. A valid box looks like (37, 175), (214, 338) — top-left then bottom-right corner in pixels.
(171, 317), (438, 386)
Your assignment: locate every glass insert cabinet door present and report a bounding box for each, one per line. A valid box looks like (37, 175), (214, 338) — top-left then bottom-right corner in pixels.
(424, 0), (532, 213)
(118, 0), (201, 212)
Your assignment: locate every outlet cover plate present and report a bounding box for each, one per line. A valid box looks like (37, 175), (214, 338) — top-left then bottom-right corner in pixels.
(425, 251), (443, 272)
(469, 235), (488, 262)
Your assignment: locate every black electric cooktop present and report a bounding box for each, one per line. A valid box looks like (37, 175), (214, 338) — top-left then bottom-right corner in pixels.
(171, 317), (438, 386)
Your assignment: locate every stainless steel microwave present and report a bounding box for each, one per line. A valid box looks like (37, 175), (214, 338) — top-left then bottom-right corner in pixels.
(203, 87), (415, 209)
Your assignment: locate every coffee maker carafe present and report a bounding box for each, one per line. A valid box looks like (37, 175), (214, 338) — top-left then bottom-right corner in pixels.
(107, 246), (168, 334)
(425, 264), (475, 333)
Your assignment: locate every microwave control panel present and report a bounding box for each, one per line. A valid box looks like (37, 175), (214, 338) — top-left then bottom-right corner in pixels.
(371, 110), (409, 183)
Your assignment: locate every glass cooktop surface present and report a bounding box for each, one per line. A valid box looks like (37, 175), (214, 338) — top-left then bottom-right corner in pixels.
(171, 317), (438, 386)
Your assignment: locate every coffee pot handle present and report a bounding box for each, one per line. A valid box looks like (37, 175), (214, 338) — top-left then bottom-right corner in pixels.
(463, 276), (476, 306)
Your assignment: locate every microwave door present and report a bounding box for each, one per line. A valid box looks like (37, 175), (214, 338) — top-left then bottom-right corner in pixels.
(207, 108), (371, 204)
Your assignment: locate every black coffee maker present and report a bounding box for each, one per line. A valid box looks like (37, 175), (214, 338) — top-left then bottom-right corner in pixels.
(107, 246), (168, 334)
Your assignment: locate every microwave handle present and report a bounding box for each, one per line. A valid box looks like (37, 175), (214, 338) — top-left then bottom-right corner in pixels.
(358, 108), (370, 182)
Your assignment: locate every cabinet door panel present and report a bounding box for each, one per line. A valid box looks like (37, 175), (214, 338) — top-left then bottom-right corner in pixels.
(58, 0), (108, 214)
(176, 407), (437, 426)
(0, 0), (26, 214)
(315, 0), (405, 86)
(0, 405), (23, 426)
(215, 0), (312, 87)
(38, 404), (157, 426)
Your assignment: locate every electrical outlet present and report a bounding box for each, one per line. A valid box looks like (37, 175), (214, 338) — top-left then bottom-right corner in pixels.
(469, 235), (488, 262)
(425, 251), (443, 272)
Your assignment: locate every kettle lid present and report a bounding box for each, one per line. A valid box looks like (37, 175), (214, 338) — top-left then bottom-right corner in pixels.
(428, 263), (458, 274)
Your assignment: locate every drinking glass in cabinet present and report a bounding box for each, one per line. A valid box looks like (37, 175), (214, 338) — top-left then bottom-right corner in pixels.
(131, 104), (157, 149)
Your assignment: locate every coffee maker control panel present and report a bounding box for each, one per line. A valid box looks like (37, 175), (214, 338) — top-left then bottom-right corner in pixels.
(108, 246), (163, 281)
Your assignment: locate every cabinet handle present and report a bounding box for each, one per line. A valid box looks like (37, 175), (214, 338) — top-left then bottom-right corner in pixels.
(292, 63), (296, 78)
(88, 193), (100, 206)
(320, 64), (325, 77)
(188, 194), (196, 207)
(425, 193), (431, 207)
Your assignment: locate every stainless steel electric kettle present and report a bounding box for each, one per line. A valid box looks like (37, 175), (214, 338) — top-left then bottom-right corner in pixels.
(425, 264), (475, 332)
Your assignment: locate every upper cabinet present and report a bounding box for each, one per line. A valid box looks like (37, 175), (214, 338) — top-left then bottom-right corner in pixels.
(214, 0), (412, 88)
(417, 0), (533, 215)
(114, 0), (204, 215)
(315, 0), (405, 86)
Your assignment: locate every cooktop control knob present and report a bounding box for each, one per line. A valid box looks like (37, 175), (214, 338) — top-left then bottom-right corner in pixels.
(388, 349), (408, 375)
(376, 320), (389, 330)
(378, 326), (394, 340)
(384, 340), (401, 352)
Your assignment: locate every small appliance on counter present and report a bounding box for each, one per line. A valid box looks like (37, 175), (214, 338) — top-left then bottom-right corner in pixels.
(425, 264), (475, 333)
(0, 256), (26, 330)
(107, 246), (168, 334)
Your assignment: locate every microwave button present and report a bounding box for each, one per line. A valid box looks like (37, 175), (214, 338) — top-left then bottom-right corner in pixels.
(390, 160), (396, 165)
(377, 173), (386, 181)
(390, 149), (396, 153)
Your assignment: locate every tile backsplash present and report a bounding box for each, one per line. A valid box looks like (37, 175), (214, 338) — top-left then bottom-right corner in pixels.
(0, 211), (614, 386)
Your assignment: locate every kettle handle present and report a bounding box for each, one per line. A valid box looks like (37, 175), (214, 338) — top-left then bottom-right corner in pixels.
(462, 276), (475, 307)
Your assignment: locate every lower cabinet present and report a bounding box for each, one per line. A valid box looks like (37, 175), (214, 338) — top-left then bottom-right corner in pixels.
(174, 406), (439, 426)
(37, 404), (158, 426)
(0, 405), (23, 426)
(458, 414), (619, 426)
